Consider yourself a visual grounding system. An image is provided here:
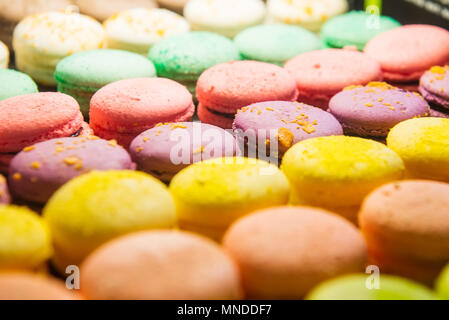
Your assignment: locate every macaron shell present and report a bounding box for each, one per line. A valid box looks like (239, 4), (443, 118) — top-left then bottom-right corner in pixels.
(76, 0), (159, 21)
(0, 41), (9, 68)
(0, 175), (10, 204)
(197, 102), (235, 129)
(364, 25), (449, 82)
(0, 69), (38, 101)
(436, 263), (449, 299)
(419, 66), (449, 109)
(80, 231), (243, 300)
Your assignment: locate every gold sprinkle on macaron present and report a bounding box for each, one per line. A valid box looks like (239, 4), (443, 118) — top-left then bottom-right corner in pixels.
(13, 173), (22, 181)
(64, 157), (79, 166)
(108, 140), (118, 147)
(23, 146), (35, 152)
(31, 162), (41, 170)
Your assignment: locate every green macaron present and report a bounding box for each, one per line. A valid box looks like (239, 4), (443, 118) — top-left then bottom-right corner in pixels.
(0, 69), (38, 101)
(307, 274), (438, 300)
(321, 11), (401, 50)
(55, 49), (157, 117)
(436, 263), (449, 300)
(149, 31), (241, 96)
(234, 24), (321, 66)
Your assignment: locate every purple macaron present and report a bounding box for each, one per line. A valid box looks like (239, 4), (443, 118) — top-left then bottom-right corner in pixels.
(329, 82), (430, 138)
(8, 136), (135, 204)
(0, 175), (10, 204)
(232, 101), (343, 158)
(419, 66), (449, 116)
(129, 122), (240, 182)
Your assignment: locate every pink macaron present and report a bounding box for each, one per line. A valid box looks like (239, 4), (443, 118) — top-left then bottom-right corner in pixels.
(197, 61), (299, 129)
(364, 25), (449, 87)
(0, 92), (91, 174)
(90, 78), (195, 148)
(285, 49), (382, 109)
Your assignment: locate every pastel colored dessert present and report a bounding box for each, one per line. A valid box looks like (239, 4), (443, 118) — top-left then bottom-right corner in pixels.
(329, 82), (430, 138)
(266, 0), (348, 33)
(13, 11), (104, 86)
(307, 274), (437, 300)
(90, 78), (195, 148)
(197, 61), (298, 129)
(81, 231), (242, 300)
(158, 0), (188, 13)
(234, 24), (321, 66)
(129, 122), (240, 183)
(364, 25), (449, 89)
(0, 175), (9, 204)
(284, 49), (382, 109)
(0, 272), (82, 300)
(75, 0), (158, 21)
(184, 0), (266, 38)
(0, 40), (8, 68)
(419, 66), (449, 117)
(360, 180), (449, 284)
(55, 49), (157, 117)
(103, 8), (189, 55)
(232, 101), (343, 159)
(436, 263), (449, 300)
(0, 92), (91, 174)
(170, 157), (290, 241)
(281, 136), (405, 222)
(0, 0), (73, 49)
(43, 170), (177, 272)
(9, 137), (135, 205)
(223, 206), (367, 299)
(387, 117), (449, 182)
(321, 11), (401, 50)
(149, 31), (241, 96)
(0, 205), (52, 271)
(0, 69), (38, 101)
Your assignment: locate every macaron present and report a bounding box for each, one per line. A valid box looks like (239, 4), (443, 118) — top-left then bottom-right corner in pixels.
(0, 205), (52, 271)
(149, 31), (241, 96)
(90, 78), (195, 148)
(75, 0), (158, 21)
(284, 49), (382, 109)
(13, 11), (104, 86)
(419, 66), (449, 117)
(43, 170), (177, 272)
(0, 272), (82, 300)
(0, 40), (8, 68)
(307, 274), (437, 300)
(223, 206), (367, 299)
(197, 60), (299, 129)
(81, 231), (242, 300)
(103, 8), (189, 55)
(0, 92), (91, 174)
(0, 69), (38, 101)
(170, 157), (290, 240)
(360, 180), (449, 284)
(281, 136), (405, 222)
(9, 137), (135, 205)
(232, 101), (343, 159)
(234, 24), (321, 66)
(0, 175), (9, 204)
(266, 0), (348, 33)
(329, 82), (430, 138)
(436, 263), (449, 300)
(158, 0), (188, 13)
(55, 49), (157, 117)
(321, 11), (401, 50)
(387, 117), (449, 182)
(129, 122), (240, 183)
(364, 25), (449, 88)
(184, 0), (266, 38)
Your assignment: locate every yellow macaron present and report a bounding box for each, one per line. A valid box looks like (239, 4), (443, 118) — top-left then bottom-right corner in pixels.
(43, 170), (177, 272)
(0, 205), (52, 271)
(169, 157), (290, 240)
(281, 136), (405, 222)
(387, 117), (449, 182)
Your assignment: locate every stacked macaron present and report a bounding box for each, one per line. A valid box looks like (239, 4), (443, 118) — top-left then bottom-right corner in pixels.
(419, 66), (449, 117)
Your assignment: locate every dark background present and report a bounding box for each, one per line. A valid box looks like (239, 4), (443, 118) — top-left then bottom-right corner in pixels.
(352, 0), (449, 29)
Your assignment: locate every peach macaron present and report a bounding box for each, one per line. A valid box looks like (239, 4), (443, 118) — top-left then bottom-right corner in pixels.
(90, 78), (195, 148)
(80, 231), (242, 300)
(223, 206), (367, 299)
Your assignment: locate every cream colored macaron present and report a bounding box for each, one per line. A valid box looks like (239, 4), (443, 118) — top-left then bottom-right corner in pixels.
(75, 0), (158, 21)
(158, 0), (188, 13)
(13, 10), (104, 85)
(267, 0), (348, 33)
(0, 41), (8, 68)
(184, 0), (266, 38)
(103, 8), (189, 55)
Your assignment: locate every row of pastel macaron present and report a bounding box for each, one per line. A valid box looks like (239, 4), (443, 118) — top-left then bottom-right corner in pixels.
(2, 156), (449, 300)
